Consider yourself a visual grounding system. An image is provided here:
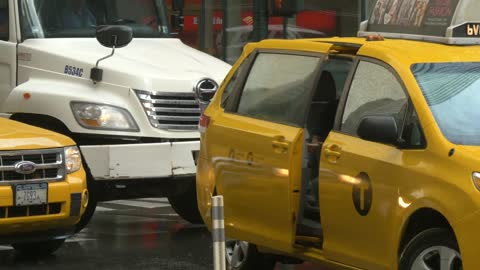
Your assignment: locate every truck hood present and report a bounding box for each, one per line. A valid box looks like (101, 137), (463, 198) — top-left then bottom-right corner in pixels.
(0, 118), (74, 150)
(18, 38), (231, 92)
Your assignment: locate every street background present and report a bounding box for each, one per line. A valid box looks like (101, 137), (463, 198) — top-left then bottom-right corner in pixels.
(0, 198), (325, 270)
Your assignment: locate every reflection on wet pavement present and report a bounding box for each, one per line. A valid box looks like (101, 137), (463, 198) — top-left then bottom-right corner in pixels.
(0, 199), (326, 270)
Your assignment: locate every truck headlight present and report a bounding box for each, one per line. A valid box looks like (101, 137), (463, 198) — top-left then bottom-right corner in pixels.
(71, 102), (139, 131)
(65, 146), (82, 174)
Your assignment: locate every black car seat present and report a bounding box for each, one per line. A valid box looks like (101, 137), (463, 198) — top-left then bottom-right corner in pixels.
(307, 70), (338, 141)
(302, 71), (338, 223)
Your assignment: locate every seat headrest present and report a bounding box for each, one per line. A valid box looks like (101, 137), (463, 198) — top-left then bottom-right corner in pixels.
(313, 71), (337, 102)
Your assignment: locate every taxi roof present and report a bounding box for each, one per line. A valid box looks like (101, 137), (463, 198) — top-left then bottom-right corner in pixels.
(248, 37), (480, 65)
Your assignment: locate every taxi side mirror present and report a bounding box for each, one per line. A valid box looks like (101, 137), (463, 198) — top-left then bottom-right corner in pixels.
(357, 115), (398, 144)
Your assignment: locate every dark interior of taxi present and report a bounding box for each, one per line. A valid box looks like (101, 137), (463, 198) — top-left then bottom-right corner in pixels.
(296, 57), (353, 246)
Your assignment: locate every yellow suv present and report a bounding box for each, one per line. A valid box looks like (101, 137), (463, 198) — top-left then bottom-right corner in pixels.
(0, 118), (87, 256)
(196, 3), (480, 269)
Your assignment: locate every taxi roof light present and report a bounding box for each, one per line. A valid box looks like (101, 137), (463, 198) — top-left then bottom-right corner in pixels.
(358, 0), (480, 46)
(366, 34), (384, 42)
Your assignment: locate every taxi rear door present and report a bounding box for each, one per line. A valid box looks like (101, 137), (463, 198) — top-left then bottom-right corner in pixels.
(319, 58), (422, 269)
(210, 50), (324, 251)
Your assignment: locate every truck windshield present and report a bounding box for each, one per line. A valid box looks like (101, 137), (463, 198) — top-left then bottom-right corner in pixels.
(412, 62), (480, 145)
(19, 0), (170, 39)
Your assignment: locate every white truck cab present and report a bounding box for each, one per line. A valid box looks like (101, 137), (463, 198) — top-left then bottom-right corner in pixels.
(0, 0), (230, 229)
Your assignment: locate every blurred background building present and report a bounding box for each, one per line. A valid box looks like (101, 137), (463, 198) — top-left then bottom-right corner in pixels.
(165, 0), (376, 64)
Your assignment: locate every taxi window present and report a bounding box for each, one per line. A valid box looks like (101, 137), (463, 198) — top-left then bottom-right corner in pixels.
(402, 110), (426, 148)
(221, 59), (249, 109)
(412, 62), (480, 145)
(0, 0), (8, 41)
(236, 53), (321, 126)
(341, 60), (408, 137)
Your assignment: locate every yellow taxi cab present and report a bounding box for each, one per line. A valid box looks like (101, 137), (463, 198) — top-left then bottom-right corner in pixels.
(196, 1), (480, 269)
(0, 118), (87, 256)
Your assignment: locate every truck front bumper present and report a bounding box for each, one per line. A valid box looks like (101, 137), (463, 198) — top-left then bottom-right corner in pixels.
(80, 141), (200, 181)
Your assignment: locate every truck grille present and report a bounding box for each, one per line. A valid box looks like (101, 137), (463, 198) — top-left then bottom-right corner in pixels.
(0, 149), (65, 184)
(135, 90), (200, 131)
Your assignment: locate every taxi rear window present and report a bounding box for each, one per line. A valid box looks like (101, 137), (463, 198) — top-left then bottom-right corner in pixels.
(412, 62), (480, 145)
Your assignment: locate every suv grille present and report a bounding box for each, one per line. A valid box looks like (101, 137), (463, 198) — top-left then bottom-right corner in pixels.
(135, 90), (200, 131)
(0, 203), (62, 218)
(0, 149), (65, 184)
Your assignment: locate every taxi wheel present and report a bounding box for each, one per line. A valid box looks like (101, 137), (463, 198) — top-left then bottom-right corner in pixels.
(168, 181), (204, 224)
(12, 239), (65, 256)
(226, 240), (276, 270)
(399, 228), (462, 270)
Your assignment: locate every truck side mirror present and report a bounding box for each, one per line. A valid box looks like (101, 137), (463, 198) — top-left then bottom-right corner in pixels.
(357, 115), (399, 144)
(96, 25), (133, 48)
(91, 25), (133, 84)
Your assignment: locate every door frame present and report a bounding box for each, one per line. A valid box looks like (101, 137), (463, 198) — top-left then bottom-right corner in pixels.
(294, 54), (358, 245)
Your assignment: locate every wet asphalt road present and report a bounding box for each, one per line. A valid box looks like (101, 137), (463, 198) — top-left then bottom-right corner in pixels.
(0, 198), (325, 270)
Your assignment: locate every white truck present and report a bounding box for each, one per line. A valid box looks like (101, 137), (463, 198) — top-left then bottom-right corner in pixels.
(0, 0), (231, 230)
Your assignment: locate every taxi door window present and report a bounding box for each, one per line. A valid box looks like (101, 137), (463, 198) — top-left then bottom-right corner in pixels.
(221, 58), (250, 109)
(0, 0), (8, 41)
(236, 53), (322, 126)
(401, 110), (426, 148)
(341, 60), (408, 137)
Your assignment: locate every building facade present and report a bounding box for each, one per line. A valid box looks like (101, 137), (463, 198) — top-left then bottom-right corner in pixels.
(166, 0), (375, 64)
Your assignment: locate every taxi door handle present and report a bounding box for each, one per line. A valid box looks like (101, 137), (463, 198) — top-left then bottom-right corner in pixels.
(324, 144), (342, 162)
(272, 136), (289, 153)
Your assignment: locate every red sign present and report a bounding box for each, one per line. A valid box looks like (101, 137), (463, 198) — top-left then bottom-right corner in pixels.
(183, 11), (337, 34)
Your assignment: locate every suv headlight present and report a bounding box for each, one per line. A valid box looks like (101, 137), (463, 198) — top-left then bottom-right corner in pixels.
(65, 146), (82, 174)
(71, 102), (139, 131)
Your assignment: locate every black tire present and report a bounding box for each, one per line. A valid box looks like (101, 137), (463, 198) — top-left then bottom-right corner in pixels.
(399, 228), (462, 270)
(74, 162), (97, 233)
(226, 241), (276, 270)
(168, 181), (203, 224)
(12, 239), (65, 256)
(74, 185), (97, 233)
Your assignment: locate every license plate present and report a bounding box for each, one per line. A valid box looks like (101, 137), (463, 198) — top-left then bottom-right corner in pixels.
(14, 183), (48, 206)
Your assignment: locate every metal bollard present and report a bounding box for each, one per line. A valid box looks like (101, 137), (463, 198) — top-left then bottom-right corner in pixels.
(212, 196), (226, 270)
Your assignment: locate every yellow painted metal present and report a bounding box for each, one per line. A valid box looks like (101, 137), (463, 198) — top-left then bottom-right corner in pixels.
(0, 119), (86, 235)
(197, 36), (480, 270)
(0, 118), (75, 150)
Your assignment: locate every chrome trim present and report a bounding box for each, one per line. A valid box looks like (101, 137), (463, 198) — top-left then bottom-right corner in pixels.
(0, 148), (65, 186)
(135, 90), (201, 131)
(150, 115), (200, 121)
(193, 78), (218, 113)
(145, 107), (201, 113)
(152, 123), (199, 130)
(135, 90), (194, 97)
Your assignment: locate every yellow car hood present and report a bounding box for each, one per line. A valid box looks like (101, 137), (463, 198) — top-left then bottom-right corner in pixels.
(0, 118), (74, 151)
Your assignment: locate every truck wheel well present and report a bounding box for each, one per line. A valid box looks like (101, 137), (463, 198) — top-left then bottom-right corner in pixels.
(399, 208), (455, 256)
(10, 113), (72, 136)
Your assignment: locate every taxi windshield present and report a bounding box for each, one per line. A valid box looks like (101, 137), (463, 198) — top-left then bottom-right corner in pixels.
(19, 0), (170, 39)
(412, 62), (480, 145)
